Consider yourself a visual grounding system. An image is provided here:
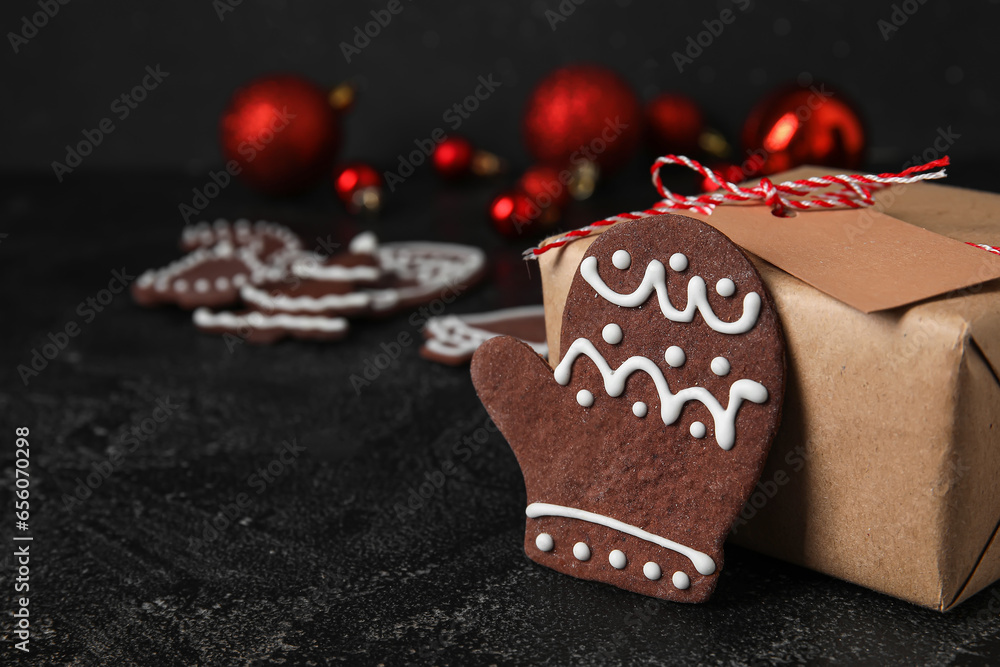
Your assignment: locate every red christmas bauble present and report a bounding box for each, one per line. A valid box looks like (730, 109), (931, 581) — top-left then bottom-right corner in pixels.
(645, 94), (704, 155)
(742, 84), (866, 176)
(220, 74), (340, 196)
(488, 190), (543, 239)
(518, 165), (570, 209)
(333, 162), (383, 214)
(522, 65), (642, 173)
(432, 136), (474, 178)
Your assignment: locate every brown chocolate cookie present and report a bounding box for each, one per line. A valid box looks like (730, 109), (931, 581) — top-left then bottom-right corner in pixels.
(471, 214), (785, 602)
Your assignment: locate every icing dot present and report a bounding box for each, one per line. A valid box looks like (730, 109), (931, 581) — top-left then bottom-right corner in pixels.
(536, 533), (554, 552)
(602, 323), (623, 345)
(573, 542), (591, 561)
(632, 402), (648, 418)
(233, 274), (247, 287)
(643, 562), (662, 580)
(669, 253), (688, 272)
(576, 390), (594, 408)
(690, 421), (707, 439)
(716, 278), (736, 297)
(174, 279), (189, 292)
(672, 571), (691, 590)
(194, 279), (210, 293)
(609, 550), (627, 569)
(215, 277), (229, 291)
(664, 346), (686, 368)
(711, 357), (731, 376)
(612, 250), (631, 269)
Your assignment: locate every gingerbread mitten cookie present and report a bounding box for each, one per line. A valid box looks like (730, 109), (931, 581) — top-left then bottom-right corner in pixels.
(471, 214), (785, 602)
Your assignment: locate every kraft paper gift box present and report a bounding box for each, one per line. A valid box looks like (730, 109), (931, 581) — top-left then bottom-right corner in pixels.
(536, 167), (1000, 610)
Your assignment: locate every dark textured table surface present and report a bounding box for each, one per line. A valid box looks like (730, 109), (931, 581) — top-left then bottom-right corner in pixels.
(3, 166), (1000, 666)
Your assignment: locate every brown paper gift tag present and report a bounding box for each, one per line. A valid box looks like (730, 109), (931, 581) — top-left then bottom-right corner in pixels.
(679, 205), (1000, 313)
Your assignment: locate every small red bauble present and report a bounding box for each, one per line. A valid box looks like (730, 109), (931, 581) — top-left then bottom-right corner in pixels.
(488, 191), (543, 239)
(518, 165), (570, 209)
(220, 74), (340, 196)
(333, 163), (383, 214)
(522, 64), (642, 173)
(742, 84), (866, 176)
(645, 94), (705, 155)
(432, 136), (475, 178)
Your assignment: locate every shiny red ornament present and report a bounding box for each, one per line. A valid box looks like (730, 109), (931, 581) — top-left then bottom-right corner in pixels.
(488, 190), (547, 239)
(742, 84), (866, 176)
(645, 94), (705, 155)
(332, 162), (383, 214)
(522, 64), (642, 173)
(518, 165), (570, 209)
(220, 74), (340, 196)
(432, 136), (474, 178)
(699, 163), (748, 192)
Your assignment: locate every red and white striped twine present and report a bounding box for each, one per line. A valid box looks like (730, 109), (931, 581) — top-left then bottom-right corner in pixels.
(524, 155), (1000, 259)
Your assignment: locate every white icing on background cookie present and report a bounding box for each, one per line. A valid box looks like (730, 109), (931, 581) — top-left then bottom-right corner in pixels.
(580, 256), (761, 335)
(525, 502), (716, 575)
(423, 306), (548, 361)
(192, 309), (349, 334)
(555, 338), (768, 450)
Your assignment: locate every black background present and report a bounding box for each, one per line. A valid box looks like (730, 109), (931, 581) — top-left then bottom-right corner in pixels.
(4, 1), (1000, 665)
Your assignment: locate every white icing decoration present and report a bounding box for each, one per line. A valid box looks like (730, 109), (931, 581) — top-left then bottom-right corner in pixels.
(672, 571), (690, 590)
(233, 274), (247, 287)
(716, 278), (736, 297)
(243, 242), (486, 315)
(535, 533), (554, 552)
(194, 279), (210, 293)
(612, 250), (631, 270)
(690, 422), (707, 439)
(554, 339), (768, 450)
(609, 550), (627, 569)
(668, 253), (688, 272)
(579, 256), (761, 335)
(573, 542), (591, 561)
(632, 402), (648, 418)
(576, 390), (594, 408)
(193, 309), (349, 333)
(215, 276), (229, 291)
(711, 356), (731, 376)
(174, 279), (188, 292)
(526, 502), (716, 575)
(292, 259), (382, 282)
(643, 562), (662, 581)
(664, 346), (686, 368)
(349, 231), (379, 254)
(423, 306), (548, 359)
(602, 323), (623, 345)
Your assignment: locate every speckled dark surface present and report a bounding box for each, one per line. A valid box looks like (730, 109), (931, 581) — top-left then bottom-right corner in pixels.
(3, 169), (1000, 666)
